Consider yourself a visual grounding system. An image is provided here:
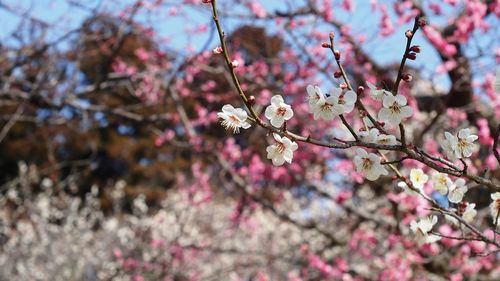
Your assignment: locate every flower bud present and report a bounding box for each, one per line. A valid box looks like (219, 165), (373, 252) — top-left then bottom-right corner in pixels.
(231, 60), (239, 68)
(334, 71), (342, 78)
(202, 0), (213, 3)
(248, 95), (256, 105)
(405, 30), (413, 38)
(334, 49), (341, 60)
(339, 82), (347, 89)
(329, 32), (335, 39)
(213, 46), (223, 54)
(410, 45), (421, 53)
(406, 52), (417, 60)
(402, 73), (413, 82)
(321, 42), (332, 48)
(457, 201), (467, 215)
(357, 86), (365, 95)
(418, 17), (426, 27)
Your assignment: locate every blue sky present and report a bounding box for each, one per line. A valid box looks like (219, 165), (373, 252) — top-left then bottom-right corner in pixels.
(1, 0), (497, 90)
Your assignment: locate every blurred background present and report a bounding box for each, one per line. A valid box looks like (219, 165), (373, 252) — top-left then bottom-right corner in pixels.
(0, 0), (499, 280)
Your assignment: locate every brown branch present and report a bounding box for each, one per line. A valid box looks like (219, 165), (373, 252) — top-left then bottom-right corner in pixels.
(208, 0), (500, 194)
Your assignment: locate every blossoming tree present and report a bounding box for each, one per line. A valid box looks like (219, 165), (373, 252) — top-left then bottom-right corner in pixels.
(0, 0), (499, 280)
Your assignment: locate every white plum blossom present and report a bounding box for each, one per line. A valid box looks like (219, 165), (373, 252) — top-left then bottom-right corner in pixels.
(217, 104), (251, 133)
(410, 169), (428, 189)
(366, 81), (391, 101)
(309, 87), (357, 120)
(431, 172), (452, 195)
(490, 192), (500, 224)
(266, 133), (298, 166)
(376, 133), (398, 154)
(358, 127), (397, 152)
(306, 85), (325, 109)
(311, 91), (343, 120)
(265, 95), (293, 128)
(441, 132), (459, 160)
(455, 128), (478, 158)
(445, 214), (459, 226)
(448, 178), (468, 203)
(440, 129), (478, 160)
(410, 216), (441, 245)
(378, 94), (413, 127)
(398, 181), (422, 196)
(329, 88), (357, 114)
(376, 133), (397, 146)
(462, 203), (477, 223)
(359, 128), (379, 143)
(353, 148), (388, 181)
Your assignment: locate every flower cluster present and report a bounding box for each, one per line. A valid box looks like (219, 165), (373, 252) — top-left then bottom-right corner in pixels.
(307, 85), (357, 120)
(440, 128), (478, 160)
(410, 216), (441, 245)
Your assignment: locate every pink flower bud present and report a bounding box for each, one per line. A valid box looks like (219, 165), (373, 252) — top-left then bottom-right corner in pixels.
(248, 95), (256, 105)
(406, 52), (417, 60)
(357, 86), (365, 95)
(402, 73), (413, 82)
(339, 82), (347, 89)
(334, 49), (341, 60)
(212, 46), (223, 54)
(410, 45), (421, 53)
(231, 60), (239, 68)
(202, 0), (213, 3)
(418, 17), (426, 27)
(329, 32), (335, 39)
(405, 30), (413, 38)
(321, 42), (331, 48)
(334, 71), (342, 78)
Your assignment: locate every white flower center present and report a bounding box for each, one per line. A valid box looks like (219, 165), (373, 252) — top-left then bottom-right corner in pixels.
(338, 94), (345, 105)
(276, 141), (286, 154)
(389, 102), (402, 113)
(362, 158), (373, 170)
(276, 107), (287, 116)
(229, 115), (240, 124)
(457, 139), (470, 150)
(320, 103), (333, 111)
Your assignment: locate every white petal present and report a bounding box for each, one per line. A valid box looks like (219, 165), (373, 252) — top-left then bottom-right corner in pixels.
(241, 122), (251, 129)
(234, 108), (248, 120)
(378, 108), (390, 121)
(366, 81), (377, 90)
(270, 95), (284, 105)
(265, 105), (275, 119)
(344, 90), (357, 103)
(306, 85), (315, 96)
(221, 104), (236, 114)
(272, 133), (282, 142)
(272, 156), (285, 166)
(400, 106), (413, 118)
(458, 128), (470, 139)
(394, 94), (407, 106)
(270, 116), (284, 127)
(342, 103), (355, 113)
(382, 95), (395, 108)
(283, 107), (294, 119)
